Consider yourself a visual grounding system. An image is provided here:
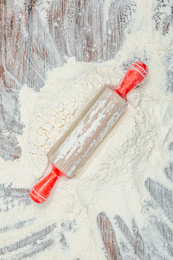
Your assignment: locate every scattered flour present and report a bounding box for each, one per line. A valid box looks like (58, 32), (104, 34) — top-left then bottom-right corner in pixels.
(0, 1), (173, 260)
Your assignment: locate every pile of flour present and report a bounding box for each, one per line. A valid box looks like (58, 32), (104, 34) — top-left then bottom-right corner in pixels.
(1, 1), (173, 259)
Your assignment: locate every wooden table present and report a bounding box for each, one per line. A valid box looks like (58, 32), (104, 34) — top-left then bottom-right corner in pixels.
(0, 0), (173, 259)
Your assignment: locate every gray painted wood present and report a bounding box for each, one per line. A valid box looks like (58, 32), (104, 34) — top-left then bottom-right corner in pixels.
(1, 0), (173, 259)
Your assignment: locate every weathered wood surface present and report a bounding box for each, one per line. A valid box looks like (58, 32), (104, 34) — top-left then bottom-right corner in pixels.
(97, 212), (123, 260)
(0, 0), (135, 161)
(0, 0), (173, 259)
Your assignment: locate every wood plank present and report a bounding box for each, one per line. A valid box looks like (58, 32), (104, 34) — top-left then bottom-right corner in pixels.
(114, 215), (170, 260)
(0, 0), (63, 160)
(1, 0), (173, 259)
(97, 211), (122, 260)
(145, 178), (173, 223)
(153, 0), (173, 35)
(48, 0), (136, 62)
(0, 0), (134, 160)
(0, 184), (31, 211)
(0, 218), (35, 234)
(0, 223), (56, 257)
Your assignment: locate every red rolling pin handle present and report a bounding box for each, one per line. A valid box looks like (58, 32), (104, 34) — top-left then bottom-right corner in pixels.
(115, 61), (148, 99)
(30, 61), (148, 204)
(30, 164), (65, 204)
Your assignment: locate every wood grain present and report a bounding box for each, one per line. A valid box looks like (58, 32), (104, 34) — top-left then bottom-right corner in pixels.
(154, 220), (173, 256)
(50, 88), (126, 177)
(0, 223), (56, 257)
(153, 0), (173, 36)
(0, 0), (63, 160)
(0, 1), (134, 258)
(97, 212), (122, 260)
(0, 218), (35, 234)
(114, 215), (171, 260)
(0, 0), (134, 161)
(0, 184), (31, 211)
(1, 0), (173, 259)
(145, 178), (173, 223)
(114, 215), (145, 259)
(12, 239), (54, 260)
(165, 163), (173, 183)
(48, 0), (136, 62)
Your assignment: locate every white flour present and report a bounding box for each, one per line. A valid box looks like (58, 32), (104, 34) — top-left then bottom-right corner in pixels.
(0, 1), (173, 260)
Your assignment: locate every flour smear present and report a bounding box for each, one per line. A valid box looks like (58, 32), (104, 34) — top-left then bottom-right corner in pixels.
(0, 1), (173, 260)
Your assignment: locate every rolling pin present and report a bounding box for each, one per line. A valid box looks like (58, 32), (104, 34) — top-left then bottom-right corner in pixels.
(30, 61), (148, 204)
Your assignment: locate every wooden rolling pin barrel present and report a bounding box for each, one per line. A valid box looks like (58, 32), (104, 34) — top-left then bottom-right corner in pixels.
(30, 62), (148, 204)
